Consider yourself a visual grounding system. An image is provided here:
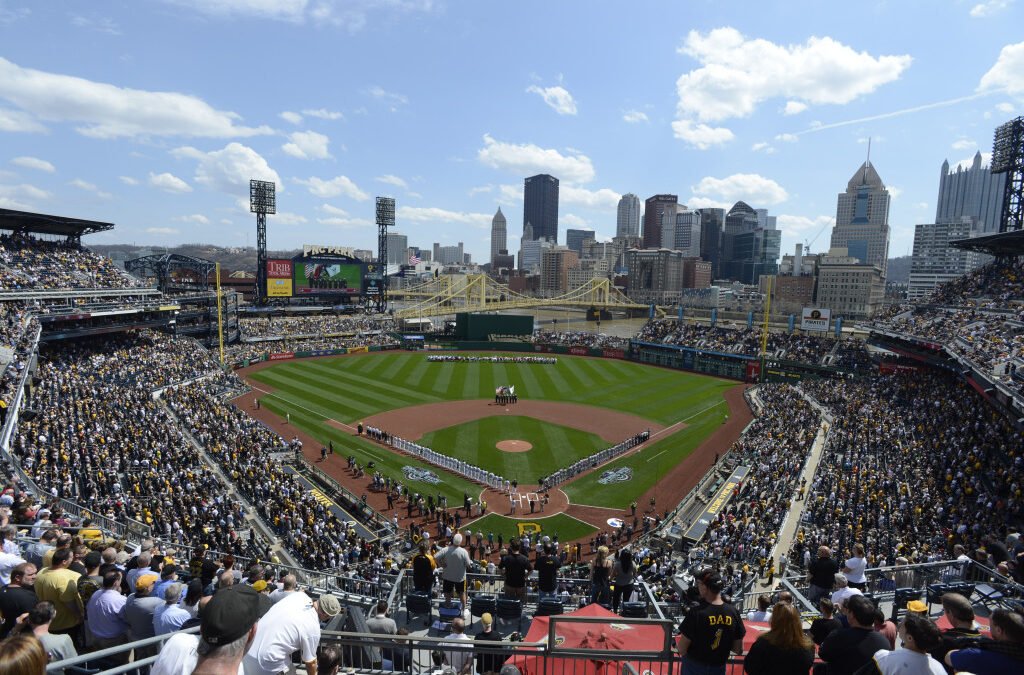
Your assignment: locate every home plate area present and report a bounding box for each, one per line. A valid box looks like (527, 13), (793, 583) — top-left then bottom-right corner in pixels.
(509, 491), (541, 513)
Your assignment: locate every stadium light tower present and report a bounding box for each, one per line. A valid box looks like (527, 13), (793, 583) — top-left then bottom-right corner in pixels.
(376, 196), (395, 313)
(250, 179), (276, 305)
(991, 116), (1024, 233)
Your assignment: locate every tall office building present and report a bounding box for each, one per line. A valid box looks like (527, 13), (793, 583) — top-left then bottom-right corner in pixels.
(565, 228), (592, 256)
(718, 202), (779, 283)
(385, 233), (408, 266)
(829, 161), (891, 277)
(935, 152), (1005, 234)
(697, 208), (724, 279)
(540, 246), (579, 294)
(523, 174), (559, 243)
(642, 194), (678, 249)
(616, 193), (641, 238)
(490, 207), (507, 266)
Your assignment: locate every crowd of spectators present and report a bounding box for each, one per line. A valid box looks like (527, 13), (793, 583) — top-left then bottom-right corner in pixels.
(0, 233), (145, 291)
(791, 371), (1021, 579)
(0, 304), (38, 424)
(531, 330), (631, 350)
(10, 334), (254, 556)
(225, 334), (400, 362)
(635, 320), (861, 366)
(238, 315), (395, 339)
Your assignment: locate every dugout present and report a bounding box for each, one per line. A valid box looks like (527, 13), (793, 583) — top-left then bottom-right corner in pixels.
(453, 312), (533, 341)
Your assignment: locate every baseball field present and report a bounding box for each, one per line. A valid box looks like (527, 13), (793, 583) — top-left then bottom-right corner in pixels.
(243, 351), (741, 540)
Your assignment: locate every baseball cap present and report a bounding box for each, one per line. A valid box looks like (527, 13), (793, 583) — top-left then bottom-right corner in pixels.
(698, 570), (724, 593)
(135, 574), (159, 592)
(907, 600), (928, 614)
(318, 594), (342, 618)
(201, 585), (261, 645)
(481, 612), (493, 625)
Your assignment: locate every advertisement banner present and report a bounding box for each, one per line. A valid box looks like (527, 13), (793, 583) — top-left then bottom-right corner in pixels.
(267, 278), (292, 297)
(800, 307), (831, 332)
(568, 346), (589, 356)
(601, 348), (626, 360)
(268, 352), (295, 361)
(348, 345), (368, 354)
(266, 259), (293, 279)
(682, 465), (750, 544)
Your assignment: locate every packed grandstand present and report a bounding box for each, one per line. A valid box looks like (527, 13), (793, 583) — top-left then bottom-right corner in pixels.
(0, 225), (1021, 674)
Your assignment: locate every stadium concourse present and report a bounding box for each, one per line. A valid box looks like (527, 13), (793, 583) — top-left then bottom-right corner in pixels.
(0, 226), (1022, 674)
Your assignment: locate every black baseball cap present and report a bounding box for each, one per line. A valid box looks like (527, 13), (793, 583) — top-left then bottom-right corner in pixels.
(698, 570), (724, 593)
(201, 585), (261, 645)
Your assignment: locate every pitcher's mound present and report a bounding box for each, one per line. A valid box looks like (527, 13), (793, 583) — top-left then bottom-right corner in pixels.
(496, 440), (532, 453)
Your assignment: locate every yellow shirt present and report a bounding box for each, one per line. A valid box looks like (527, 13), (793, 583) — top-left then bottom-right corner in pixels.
(34, 567), (83, 631)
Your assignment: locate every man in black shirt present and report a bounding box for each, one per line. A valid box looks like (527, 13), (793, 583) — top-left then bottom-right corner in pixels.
(412, 543), (436, 594)
(0, 562), (37, 639)
(810, 598), (842, 646)
(474, 612), (504, 675)
(676, 570), (745, 674)
(819, 594), (890, 675)
(535, 543), (559, 600)
(500, 540), (531, 602)
(807, 545), (840, 604)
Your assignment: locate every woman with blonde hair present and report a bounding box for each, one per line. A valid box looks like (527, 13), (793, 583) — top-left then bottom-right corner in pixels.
(743, 602), (814, 674)
(0, 633), (48, 675)
(590, 546), (613, 606)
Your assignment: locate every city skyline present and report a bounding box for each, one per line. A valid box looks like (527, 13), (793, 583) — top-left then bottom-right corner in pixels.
(0, 1), (1022, 266)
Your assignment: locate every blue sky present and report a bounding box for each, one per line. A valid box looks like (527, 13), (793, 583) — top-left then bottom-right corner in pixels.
(1, 0), (1022, 265)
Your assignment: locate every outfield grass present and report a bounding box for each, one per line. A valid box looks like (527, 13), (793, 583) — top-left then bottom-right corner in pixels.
(465, 513), (597, 545)
(249, 352), (733, 425)
(418, 416), (607, 482)
(250, 352), (734, 508)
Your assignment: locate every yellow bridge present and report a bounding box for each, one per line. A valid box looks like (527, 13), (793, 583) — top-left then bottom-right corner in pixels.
(389, 274), (660, 319)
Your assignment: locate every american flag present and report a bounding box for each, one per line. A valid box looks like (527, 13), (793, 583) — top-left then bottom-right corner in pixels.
(409, 254), (422, 265)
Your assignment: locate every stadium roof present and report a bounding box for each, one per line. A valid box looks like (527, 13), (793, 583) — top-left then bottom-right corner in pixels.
(0, 208), (115, 237)
(951, 229), (1024, 256)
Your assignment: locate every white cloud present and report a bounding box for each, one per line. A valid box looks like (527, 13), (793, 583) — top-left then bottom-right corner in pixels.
(317, 216), (373, 228)
(498, 184), (522, 203)
(526, 85), (578, 115)
(148, 171), (193, 193)
(979, 41), (1024, 97)
(321, 204), (350, 216)
(293, 175), (368, 200)
(751, 142), (775, 154)
(888, 185), (903, 199)
(0, 4), (30, 24)
(270, 211), (307, 225)
(951, 138), (976, 151)
(0, 57), (273, 139)
(398, 206), (492, 228)
(561, 214), (588, 227)
(172, 143), (280, 194)
(970, 0), (1014, 18)
(686, 196), (732, 210)
(69, 178), (112, 198)
(775, 133), (799, 143)
(280, 111), (303, 124)
(368, 85), (408, 110)
(71, 15), (121, 34)
(145, 227), (180, 235)
(468, 185), (493, 197)
(916, 202), (930, 210)
(623, 110), (649, 123)
(783, 101), (808, 115)
(119, 176), (138, 185)
(281, 130), (332, 159)
(303, 108), (343, 120)
(176, 214), (210, 224)
(691, 173), (789, 206)
(161, 0), (434, 30)
(560, 185), (621, 210)
(376, 174), (408, 189)
(0, 107), (46, 133)
(671, 120), (735, 149)
(477, 134), (595, 184)
(776, 215), (835, 241)
(675, 28), (910, 124)
(996, 102), (1016, 113)
(10, 156), (55, 172)
(0, 183), (51, 209)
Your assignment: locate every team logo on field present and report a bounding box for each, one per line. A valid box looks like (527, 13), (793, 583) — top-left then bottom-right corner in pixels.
(597, 467), (633, 484)
(402, 466), (442, 485)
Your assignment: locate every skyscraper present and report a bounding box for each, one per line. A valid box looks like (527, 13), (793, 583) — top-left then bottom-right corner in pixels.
(565, 228), (592, 256)
(385, 233), (408, 266)
(616, 193), (641, 238)
(490, 207), (507, 266)
(935, 152), (1005, 234)
(523, 174), (559, 243)
(696, 208), (724, 279)
(642, 194), (678, 249)
(829, 161), (891, 277)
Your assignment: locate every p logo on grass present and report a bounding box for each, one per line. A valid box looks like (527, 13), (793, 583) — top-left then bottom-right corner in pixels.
(597, 468), (633, 484)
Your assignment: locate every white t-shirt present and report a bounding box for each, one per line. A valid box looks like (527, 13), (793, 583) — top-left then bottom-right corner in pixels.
(244, 591), (321, 675)
(151, 634), (245, 675)
(844, 556), (867, 584)
(443, 632), (476, 675)
(870, 648), (945, 675)
(831, 586), (863, 608)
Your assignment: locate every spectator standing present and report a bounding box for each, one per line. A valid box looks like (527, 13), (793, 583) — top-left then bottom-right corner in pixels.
(807, 547), (839, 605)
(0, 563), (37, 639)
(500, 541), (531, 602)
(124, 574), (162, 661)
(412, 543), (436, 595)
(243, 591), (341, 675)
(442, 616), (475, 675)
(33, 549), (83, 647)
(747, 595), (773, 623)
(366, 600), (398, 635)
(0, 546), (25, 586)
(929, 593), (982, 671)
(830, 574), (862, 609)
(475, 612), (504, 675)
(437, 533), (472, 610)
(611, 548), (636, 614)
(809, 599), (841, 646)
(742, 603), (814, 674)
(842, 544), (868, 591)
(535, 544), (559, 600)
(15, 601), (77, 674)
(154, 582), (190, 636)
(818, 595), (890, 675)
(858, 613), (945, 675)
(267, 574), (297, 604)
(675, 570), (745, 674)
(945, 608), (1024, 674)
(84, 570), (129, 654)
(590, 546), (612, 606)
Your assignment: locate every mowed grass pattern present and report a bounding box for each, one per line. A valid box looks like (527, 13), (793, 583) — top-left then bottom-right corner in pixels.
(250, 352), (735, 507)
(418, 416), (607, 483)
